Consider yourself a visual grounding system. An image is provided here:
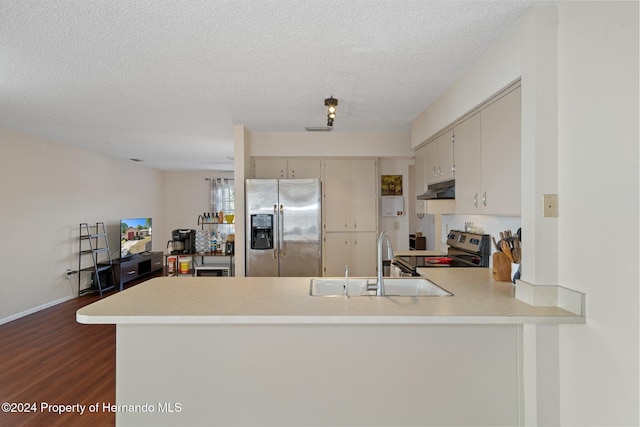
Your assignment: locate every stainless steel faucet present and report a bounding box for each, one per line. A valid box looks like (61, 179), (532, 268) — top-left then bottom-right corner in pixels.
(375, 231), (394, 296)
(344, 265), (349, 296)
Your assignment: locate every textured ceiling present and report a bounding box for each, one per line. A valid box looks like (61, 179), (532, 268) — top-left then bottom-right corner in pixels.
(0, 0), (538, 171)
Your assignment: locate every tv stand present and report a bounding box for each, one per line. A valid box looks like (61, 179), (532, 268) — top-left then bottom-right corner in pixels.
(112, 251), (163, 291)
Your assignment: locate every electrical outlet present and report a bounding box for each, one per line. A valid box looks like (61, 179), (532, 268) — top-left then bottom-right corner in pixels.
(543, 194), (558, 217)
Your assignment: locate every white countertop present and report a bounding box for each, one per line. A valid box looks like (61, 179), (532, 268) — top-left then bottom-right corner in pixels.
(77, 269), (585, 325)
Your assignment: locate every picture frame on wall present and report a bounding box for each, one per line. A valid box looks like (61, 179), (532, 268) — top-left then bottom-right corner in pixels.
(381, 175), (402, 196)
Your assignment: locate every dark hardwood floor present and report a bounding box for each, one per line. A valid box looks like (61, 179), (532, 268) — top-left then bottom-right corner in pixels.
(0, 276), (158, 426)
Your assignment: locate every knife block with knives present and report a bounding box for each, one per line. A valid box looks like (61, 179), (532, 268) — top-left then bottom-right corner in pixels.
(492, 230), (521, 282)
(493, 252), (512, 281)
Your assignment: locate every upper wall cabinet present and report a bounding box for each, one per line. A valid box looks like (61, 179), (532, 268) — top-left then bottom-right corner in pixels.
(414, 129), (455, 214)
(455, 86), (521, 215)
(453, 113), (483, 213)
(414, 145), (427, 203)
(252, 158), (322, 179)
(425, 130), (455, 186)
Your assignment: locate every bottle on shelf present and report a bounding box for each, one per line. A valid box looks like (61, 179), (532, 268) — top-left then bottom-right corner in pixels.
(210, 231), (217, 253)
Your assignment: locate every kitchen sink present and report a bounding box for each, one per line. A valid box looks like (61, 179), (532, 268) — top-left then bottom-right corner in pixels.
(309, 277), (452, 297)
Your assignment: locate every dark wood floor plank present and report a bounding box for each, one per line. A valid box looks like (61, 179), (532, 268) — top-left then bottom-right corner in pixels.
(0, 292), (116, 426)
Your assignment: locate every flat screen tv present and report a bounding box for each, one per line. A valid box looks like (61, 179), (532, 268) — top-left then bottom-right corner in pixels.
(120, 217), (152, 258)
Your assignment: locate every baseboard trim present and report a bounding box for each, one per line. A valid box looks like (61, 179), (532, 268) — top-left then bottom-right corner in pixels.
(0, 294), (77, 325)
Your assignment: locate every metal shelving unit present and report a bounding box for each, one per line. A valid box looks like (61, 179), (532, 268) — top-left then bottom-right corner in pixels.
(79, 222), (116, 297)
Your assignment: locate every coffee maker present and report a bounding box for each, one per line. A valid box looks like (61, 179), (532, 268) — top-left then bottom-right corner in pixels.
(167, 229), (196, 254)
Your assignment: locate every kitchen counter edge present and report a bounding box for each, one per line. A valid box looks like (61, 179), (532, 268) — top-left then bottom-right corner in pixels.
(76, 273), (585, 326)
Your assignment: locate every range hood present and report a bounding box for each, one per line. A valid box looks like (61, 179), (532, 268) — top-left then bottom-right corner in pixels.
(417, 179), (455, 200)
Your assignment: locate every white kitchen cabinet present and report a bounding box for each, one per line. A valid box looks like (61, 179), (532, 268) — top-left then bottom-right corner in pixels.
(414, 145), (428, 214)
(323, 158), (377, 277)
(323, 159), (377, 232)
(252, 158), (321, 179)
(414, 145), (427, 199)
(425, 130), (455, 185)
(480, 86), (521, 215)
(454, 86), (521, 215)
(453, 112), (483, 214)
(288, 159), (321, 178)
(252, 158), (287, 178)
(323, 160), (350, 230)
(324, 231), (376, 277)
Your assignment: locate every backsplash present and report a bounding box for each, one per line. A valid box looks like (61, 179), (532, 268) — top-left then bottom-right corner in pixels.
(442, 215), (521, 243)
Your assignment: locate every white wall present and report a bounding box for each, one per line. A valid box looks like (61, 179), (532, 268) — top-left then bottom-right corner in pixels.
(233, 125), (252, 277)
(378, 158), (411, 251)
(410, 3), (639, 425)
(250, 131), (413, 158)
(117, 323), (521, 426)
(556, 2), (639, 425)
(0, 127), (165, 323)
(410, 18), (521, 148)
(0, 128), (235, 322)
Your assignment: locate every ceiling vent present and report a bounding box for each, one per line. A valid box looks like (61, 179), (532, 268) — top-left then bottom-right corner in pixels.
(304, 126), (333, 132)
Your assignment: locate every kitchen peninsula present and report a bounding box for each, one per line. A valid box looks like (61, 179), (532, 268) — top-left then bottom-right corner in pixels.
(77, 272), (584, 426)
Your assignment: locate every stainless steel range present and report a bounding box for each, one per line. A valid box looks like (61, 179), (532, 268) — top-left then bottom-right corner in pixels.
(393, 230), (491, 276)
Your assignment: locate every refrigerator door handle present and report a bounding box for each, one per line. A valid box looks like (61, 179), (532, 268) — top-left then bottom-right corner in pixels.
(273, 204), (278, 259)
(279, 204), (285, 258)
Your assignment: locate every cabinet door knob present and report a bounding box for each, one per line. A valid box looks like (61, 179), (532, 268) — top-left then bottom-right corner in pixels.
(473, 193), (478, 208)
(482, 192), (487, 207)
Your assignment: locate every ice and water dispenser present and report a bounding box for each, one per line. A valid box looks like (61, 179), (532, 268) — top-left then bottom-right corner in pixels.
(250, 214), (274, 250)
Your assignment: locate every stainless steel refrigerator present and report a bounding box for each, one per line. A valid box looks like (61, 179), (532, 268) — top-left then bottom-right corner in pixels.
(245, 179), (322, 277)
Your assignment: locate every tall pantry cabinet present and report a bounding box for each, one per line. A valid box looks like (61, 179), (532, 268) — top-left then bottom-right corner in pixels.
(323, 159), (378, 276)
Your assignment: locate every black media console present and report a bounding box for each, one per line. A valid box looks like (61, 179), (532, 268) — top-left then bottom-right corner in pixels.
(112, 251), (164, 291)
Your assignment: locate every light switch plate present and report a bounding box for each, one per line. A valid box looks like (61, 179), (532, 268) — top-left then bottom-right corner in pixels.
(543, 194), (558, 217)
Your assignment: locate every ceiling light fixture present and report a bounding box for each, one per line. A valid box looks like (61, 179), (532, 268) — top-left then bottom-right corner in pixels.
(324, 96), (338, 126)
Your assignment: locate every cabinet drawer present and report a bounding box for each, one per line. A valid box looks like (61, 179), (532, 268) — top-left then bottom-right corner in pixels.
(119, 263), (138, 281)
(151, 254), (164, 272)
